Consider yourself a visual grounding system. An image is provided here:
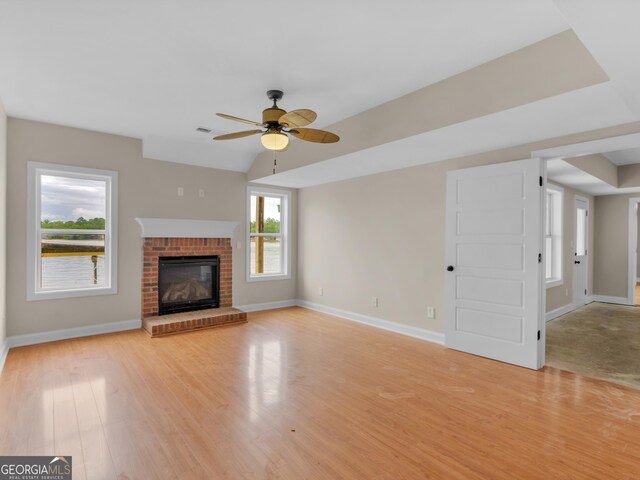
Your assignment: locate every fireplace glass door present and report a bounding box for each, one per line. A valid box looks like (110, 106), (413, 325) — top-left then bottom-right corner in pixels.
(158, 256), (219, 315)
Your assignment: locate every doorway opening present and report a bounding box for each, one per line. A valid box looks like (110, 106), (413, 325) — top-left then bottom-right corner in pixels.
(537, 134), (640, 389)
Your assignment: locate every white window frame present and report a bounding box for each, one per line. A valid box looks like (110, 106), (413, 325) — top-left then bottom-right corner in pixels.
(27, 162), (118, 301)
(246, 186), (291, 282)
(545, 184), (563, 288)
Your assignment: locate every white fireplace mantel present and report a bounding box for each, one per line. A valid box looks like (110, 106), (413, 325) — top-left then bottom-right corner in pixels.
(135, 218), (240, 238)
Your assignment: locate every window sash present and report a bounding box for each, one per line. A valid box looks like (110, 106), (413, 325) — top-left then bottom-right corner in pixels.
(247, 188), (290, 281)
(250, 232), (282, 238)
(250, 236), (284, 276)
(39, 228), (106, 235)
(545, 187), (563, 285)
(545, 235), (553, 280)
(28, 162), (118, 300)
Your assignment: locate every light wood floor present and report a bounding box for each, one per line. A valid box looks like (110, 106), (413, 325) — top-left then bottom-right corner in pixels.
(1, 307), (639, 479)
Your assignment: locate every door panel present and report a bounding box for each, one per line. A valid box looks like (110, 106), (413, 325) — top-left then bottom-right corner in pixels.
(457, 210), (524, 235)
(456, 173), (525, 204)
(573, 197), (589, 305)
(445, 158), (544, 370)
(456, 308), (523, 343)
(456, 276), (523, 306)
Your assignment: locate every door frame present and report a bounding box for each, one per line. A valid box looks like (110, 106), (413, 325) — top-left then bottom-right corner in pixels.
(573, 195), (589, 306)
(534, 133), (640, 311)
(538, 159), (547, 367)
(627, 197), (640, 304)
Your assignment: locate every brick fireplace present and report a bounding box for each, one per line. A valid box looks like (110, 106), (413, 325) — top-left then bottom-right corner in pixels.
(136, 218), (246, 336)
(141, 237), (232, 318)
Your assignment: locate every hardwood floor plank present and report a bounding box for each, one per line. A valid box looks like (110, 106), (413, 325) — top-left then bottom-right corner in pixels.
(1, 306), (639, 479)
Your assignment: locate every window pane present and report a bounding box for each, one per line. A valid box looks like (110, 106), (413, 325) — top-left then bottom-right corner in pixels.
(250, 195), (257, 233)
(576, 208), (587, 256)
(545, 237), (553, 279)
(250, 236), (282, 275)
(250, 195), (281, 234)
(41, 233), (106, 289)
(263, 196), (281, 233)
(545, 193), (552, 236)
(40, 175), (106, 227)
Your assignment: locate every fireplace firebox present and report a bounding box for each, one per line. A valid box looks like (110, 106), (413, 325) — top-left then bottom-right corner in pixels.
(158, 255), (219, 315)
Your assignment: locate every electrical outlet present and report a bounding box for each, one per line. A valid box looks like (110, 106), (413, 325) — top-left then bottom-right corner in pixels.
(177, 187), (184, 197)
(236, 241), (241, 249)
(319, 287), (324, 296)
(427, 306), (435, 319)
(199, 189), (205, 198)
(372, 296), (378, 307)
(565, 288), (569, 296)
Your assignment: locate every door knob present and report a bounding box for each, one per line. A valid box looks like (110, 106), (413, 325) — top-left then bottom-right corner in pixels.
(447, 265), (454, 272)
(574, 260), (581, 264)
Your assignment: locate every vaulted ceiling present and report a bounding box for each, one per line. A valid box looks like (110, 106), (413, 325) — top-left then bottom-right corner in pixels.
(1, 0), (639, 187)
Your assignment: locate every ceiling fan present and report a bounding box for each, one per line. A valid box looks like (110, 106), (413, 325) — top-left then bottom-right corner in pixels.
(213, 90), (340, 151)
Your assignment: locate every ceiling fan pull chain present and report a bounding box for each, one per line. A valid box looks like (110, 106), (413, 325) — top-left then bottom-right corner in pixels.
(273, 150), (277, 175)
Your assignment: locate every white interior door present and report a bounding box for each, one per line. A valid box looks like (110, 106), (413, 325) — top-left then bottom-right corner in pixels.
(573, 196), (589, 305)
(444, 158), (544, 370)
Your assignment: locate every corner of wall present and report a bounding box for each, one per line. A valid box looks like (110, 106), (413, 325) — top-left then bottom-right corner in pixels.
(0, 96), (7, 374)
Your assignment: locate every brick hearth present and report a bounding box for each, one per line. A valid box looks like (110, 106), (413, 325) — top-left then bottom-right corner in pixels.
(142, 307), (247, 336)
(141, 237), (245, 336)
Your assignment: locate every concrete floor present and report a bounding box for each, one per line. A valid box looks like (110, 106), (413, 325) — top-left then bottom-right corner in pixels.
(546, 302), (640, 389)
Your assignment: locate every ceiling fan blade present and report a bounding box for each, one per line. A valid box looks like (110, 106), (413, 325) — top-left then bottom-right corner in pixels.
(216, 113), (264, 127)
(278, 109), (317, 128)
(289, 128), (339, 144)
(213, 130), (262, 140)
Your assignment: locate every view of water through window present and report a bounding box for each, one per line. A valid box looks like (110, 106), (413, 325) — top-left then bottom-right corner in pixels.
(39, 173), (108, 291)
(250, 240), (282, 275)
(41, 255), (106, 289)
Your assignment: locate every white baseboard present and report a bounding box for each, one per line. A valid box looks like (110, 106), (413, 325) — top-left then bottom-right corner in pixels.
(7, 319), (141, 349)
(0, 300), (444, 375)
(297, 299), (445, 345)
(237, 299), (298, 313)
(546, 303), (577, 322)
(0, 339), (9, 376)
(592, 295), (632, 306)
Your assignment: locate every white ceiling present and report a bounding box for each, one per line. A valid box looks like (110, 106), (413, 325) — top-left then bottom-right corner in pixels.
(0, 0), (570, 171)
(2, 1), (640, 181)
(554, 0), (640, 118)
(547, 159), (640, 196)
(603, 148), (640, 166)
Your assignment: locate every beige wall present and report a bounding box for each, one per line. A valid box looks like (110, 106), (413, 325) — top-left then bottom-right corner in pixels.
(6, 119), (296, 337)
(593, 193), (639, 299)
(637, 209), (640, 278)
(297, 125), (640, 334)
(617, 163), (640, 188)
(0, 100), (6, 348)
(545, 182), (594, 312)
(564, 154), (617, 187)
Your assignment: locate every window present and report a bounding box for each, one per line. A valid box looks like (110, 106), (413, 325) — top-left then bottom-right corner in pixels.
(575, 200), (588, 257)
(247, 186), (290, 281)
(545, 185), (563, 288)
(27, 162), (118, 300)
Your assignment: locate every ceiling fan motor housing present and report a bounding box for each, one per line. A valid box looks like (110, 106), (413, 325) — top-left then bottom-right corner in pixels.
(262, 107), (286, 126)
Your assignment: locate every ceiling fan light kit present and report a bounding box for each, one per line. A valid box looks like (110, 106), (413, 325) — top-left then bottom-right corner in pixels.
(214, 89), (340, 152)
(261, 130), (289, 151)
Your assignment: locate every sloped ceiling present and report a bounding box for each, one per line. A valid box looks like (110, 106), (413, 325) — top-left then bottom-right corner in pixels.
(1, 0), (639, 185)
